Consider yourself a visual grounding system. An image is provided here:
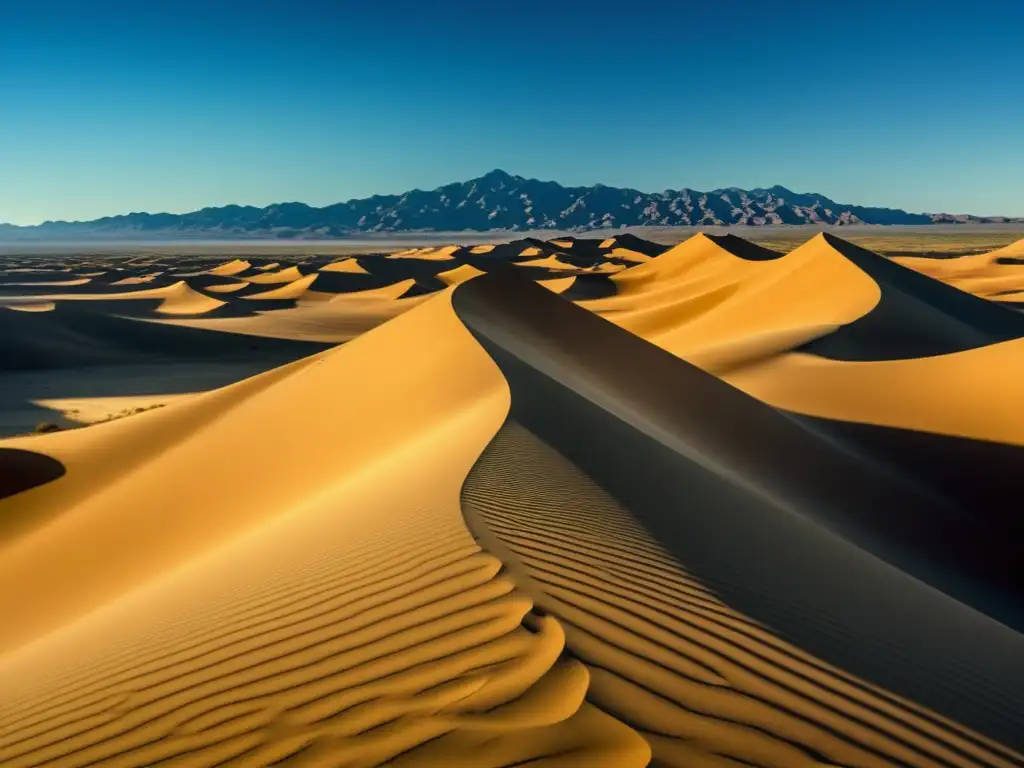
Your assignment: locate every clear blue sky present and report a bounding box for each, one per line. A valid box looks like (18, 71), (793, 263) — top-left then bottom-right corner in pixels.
(2, 0), (1022, 224)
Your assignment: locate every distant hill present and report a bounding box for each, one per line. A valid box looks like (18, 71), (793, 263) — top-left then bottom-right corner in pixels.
(3, 170), (1021, 239)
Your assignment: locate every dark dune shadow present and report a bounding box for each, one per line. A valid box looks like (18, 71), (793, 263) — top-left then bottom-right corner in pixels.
(803, 234), (1024, 360)
(995, 257), (1024, 266)
(402, 277), (446, 296)
(791, 415), (1024, 536)
(300, 271), (387, 294)
(0, 279), (172, 297)
(560, 273), (617, 300)
(452, 268), (1024, 749)
(706, 233), (785, 261)
(0, 448), (66, 499)
(605, 233), (670, 257)
(0, 304), (330, 372)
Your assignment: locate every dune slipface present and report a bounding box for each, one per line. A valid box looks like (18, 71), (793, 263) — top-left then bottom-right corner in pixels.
(453, 268), (1024, 766)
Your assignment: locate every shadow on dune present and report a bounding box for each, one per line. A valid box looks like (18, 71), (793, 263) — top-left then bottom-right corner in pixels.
(803, 234), (1024, 360)
(453, 267), (1024, 750)
(0, 304), (330, 371)
(0, 449), (65, 500)
(706, 233), (785, 261)
(606, 233), (671, 257)
(792, 415), (1024, 536)
(560, 273), (618, 300)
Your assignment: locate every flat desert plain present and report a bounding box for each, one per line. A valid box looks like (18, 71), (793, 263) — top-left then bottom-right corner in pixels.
(1, 230), (1023, 767)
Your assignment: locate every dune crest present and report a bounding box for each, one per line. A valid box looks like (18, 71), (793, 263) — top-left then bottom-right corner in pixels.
(319, 257), (370, 274)
(0, 289), (649, 765)
(206, 259), (251, 277)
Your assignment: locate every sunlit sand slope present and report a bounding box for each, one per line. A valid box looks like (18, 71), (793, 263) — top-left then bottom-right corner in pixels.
(894, 239), (1024, 299)
(0, 289), (646, 766)
(584, 233), (878, 365)
(453, 269), (1024, 762)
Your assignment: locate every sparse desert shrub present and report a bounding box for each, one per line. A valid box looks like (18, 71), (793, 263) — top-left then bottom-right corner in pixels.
(35, 422), (63, 434)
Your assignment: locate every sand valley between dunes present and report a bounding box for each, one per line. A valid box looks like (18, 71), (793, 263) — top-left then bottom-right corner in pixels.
(1, 231), (1023, 766)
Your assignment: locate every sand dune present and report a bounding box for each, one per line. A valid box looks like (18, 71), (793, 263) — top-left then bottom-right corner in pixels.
(0, 277), (93, 288)
(893, 239), (1024, 299)
(606, 247), (652, 263)
(514, 254), (581, 271)
(155, 290), (430, 343)
(537, 276), (577, 294)
(453, 269), (1024, 763)
(581, 233), (878, 370)
(437, 264), (486, 286)
(320, 257), (370, 274)
(387, 246), (459, 261)
(241, 265), (306, 284)
(202, 280), (249, 293)
(241, 272), (320, 301)
(2, 232), (1024, 766)
(3, 301), (56, 313)
(0, 289), (648, 766)
(206, 259), (252, 277)
(0, 280), (225, 316)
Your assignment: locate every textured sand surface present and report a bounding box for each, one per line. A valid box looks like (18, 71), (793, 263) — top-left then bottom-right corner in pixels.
(1, 234), (1023, 766)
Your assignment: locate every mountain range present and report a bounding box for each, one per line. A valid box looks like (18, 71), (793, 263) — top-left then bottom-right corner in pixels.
(2, 169), (1021, 239)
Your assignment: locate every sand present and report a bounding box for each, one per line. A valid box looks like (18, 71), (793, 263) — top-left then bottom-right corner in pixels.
(893, 238), (1024, 299)
(320, 258), (371, 274)
(437, 264), (486, 286)
(1, 234), (1023, 766)
(514, 254), (581, 271)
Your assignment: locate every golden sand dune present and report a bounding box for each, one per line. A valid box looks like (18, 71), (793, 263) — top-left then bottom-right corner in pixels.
(202, 280), (249, 293)
(584, 233), (878, 364)
(109, 274), (163, 286)
(437, 263), (486, 286)
(0, 290), (645, 766)
(327, 278), (418, 302)
(724, 338), (1024, 445)
(206, 259), (251, 277)
(2, 301), (57, 313)
(241, 272), (320, 301)
(241, 265), (306, 284)
(894, 239), (1024, 299)
(2, 233), (1024, 766)
(155, 289), (429, 343)
(388, 246), (459, 261)
(320, 257), (370, 274)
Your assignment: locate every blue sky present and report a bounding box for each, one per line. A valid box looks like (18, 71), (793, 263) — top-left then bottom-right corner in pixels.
(2, 0), (1022, 224)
